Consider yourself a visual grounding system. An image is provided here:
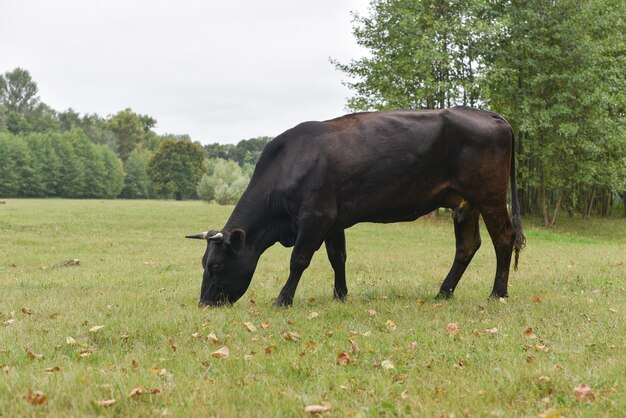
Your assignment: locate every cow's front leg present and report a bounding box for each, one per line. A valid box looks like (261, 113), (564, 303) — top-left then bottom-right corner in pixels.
(325, 229), (347, 301)
(274, 215), (331, 307)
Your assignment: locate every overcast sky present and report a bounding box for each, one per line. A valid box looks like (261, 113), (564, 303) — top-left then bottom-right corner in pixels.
(1, 0), (370, 144)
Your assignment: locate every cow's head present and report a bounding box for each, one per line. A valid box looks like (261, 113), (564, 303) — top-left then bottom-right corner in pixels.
(185, 229), (255, 307)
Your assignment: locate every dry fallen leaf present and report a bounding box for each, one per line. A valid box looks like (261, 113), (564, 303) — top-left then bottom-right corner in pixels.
(43, 366), (60, 373)
(523, 327), (537, 339)
(381, 359), (395, 370)
(485, 327), (499, 335)
(308, 312), (319, 319)
(25, 349), (43, 361)
(89, 325), (104, 333)
(191, 332), (201, 339)
(158, 368), (173, 380)
(211, 347), (230, 359)
(26, 389), (46, 405)
(304, 404), (331, 414)
(95, 399), (116, 407)
(283, 331), (300, 341)
(261, 322), (270, 329)
(264, 345), (276, 357)
(66, 336), (77, 345)
(446, 323), (459, 335)
(3, 319), (16, 326)
(207, 332), (219, 343)
(21, 307), (32, 315)
(337, 352), (350, 366)
(168, 338), (177, 353)
(243, 322), (257, 332)
(532, 295), (543, 303)
(128, 387), (161, 398)
(386, 320), (397, 331)
(348, 338), (361, 353)
(574, 384), (594, 401)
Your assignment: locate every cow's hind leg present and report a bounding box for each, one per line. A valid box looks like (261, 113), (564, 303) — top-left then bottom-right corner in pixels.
(274, 215), (332, 307)
(325, 229), (347, 301)
(480, 205), (516, 299)
(437, 206), (481, 299)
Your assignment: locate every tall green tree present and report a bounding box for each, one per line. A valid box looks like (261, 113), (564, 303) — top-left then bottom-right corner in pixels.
(0, 68), (58, 134)
(0, 133), (32, 197)
(147, 140), (205, 200)
(107, 109), (156, 162)
(486, 0), (625, 224)
(22, 133), (62, 197)
(0, 68), (39, 114)
(120, 148), (152, 198)
(333, 0), (497, 110)
(102, 146), (125, 198)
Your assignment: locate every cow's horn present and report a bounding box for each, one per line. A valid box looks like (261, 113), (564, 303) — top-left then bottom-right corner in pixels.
(185, 231), (209, 239)
(208, 232), (224, 241)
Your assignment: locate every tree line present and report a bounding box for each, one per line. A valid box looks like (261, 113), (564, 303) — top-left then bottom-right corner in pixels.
(334, 0), (625, 224)
(0, 67), (270, 202)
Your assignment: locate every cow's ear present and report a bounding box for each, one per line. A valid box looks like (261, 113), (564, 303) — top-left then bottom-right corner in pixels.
(228, 229), (246, 255)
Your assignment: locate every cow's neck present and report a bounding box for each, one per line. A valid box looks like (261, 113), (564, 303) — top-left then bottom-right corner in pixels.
(223, 188), (281, 255)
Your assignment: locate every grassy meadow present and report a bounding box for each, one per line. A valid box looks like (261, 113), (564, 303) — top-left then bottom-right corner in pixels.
(0, 199), (624, 417)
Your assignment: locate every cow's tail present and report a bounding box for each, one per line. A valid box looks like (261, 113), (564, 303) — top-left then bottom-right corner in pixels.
(510, 130), (526, 270)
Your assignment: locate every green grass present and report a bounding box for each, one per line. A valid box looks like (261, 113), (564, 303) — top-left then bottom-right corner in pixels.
(1, 199), (624, 417)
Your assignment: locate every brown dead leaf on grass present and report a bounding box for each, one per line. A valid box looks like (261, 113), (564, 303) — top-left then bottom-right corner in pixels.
(207, 332), (219, 343)
(264, 345), (276, 357)
(283, 331), (300, 341)
(243, 322), (257, 332)
(446, 323), (459, 335)
(523, 327), (537, 339)
(25, 389), (46, 405)
(25, 349), (43, 361)
(89, 325), (104, 333)
(337, 352), (350, 366)
(168, 338), (177, 353)
(21, 307), (32, 315)
(3, 319), (16, 326)
(348, 338), (361, 353)
(304, 404), (331, 414)
(211, 347), (229, 359)
(574, 384), (595, 401)
(94, 399), (116, 407)
(128, 387), (162, 398)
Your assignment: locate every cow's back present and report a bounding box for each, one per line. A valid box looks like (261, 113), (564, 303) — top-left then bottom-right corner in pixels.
(251, 108), (513, 225)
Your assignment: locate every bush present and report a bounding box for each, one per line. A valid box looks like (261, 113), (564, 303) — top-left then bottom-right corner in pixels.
(197, 159), (250, 205)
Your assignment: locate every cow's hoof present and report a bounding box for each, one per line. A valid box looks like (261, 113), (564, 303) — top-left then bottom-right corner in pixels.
(333, 289), (348, 302)
(435, 290), (453, 300)
(488, 292), (509, 300)
(272, 296), (293, 307)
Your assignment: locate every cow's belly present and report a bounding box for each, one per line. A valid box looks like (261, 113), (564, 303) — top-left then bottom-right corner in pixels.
(336, 179), (460, 227)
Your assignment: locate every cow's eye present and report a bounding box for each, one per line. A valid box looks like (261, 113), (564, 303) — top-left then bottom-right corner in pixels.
(209, 262), (222, 272)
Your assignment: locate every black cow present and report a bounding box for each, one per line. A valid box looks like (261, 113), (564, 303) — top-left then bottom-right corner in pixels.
(186, 107), (525, 307)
